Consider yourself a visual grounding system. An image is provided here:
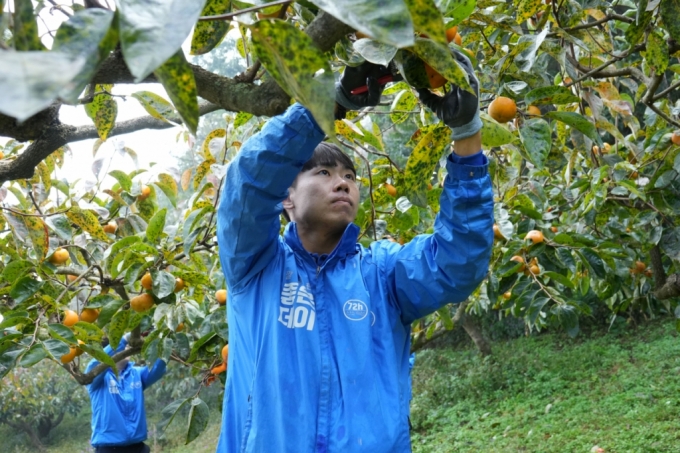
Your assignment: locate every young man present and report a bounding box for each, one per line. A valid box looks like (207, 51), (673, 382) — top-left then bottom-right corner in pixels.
(85, 333), (167, 453)
(216, 52), (493, 452)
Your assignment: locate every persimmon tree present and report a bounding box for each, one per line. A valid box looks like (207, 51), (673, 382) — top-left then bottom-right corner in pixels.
(1, 0), (680, 443)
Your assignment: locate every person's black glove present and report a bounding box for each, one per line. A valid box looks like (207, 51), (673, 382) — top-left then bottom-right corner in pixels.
(416, 51), (482, 140)
(335, 62), (392, 119)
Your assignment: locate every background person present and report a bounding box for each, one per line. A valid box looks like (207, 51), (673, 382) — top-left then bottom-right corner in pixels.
(85, 333), (167, 453)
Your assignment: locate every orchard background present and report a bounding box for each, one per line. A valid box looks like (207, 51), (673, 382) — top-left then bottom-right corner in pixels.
(1, 0), (680, 450)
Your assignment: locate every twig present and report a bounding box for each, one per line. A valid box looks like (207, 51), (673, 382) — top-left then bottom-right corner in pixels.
(78, 90), (127, 105)
(653, 80), (680, 102)
(198, 0), (290, 21)
(46, 0), (72, 18)
(0, 205), (70, 217)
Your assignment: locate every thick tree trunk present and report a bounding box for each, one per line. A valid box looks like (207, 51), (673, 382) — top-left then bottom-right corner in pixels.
(461, 315), (493, 357)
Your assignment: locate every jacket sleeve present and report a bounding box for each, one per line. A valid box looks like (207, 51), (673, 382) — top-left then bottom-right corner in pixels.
(140, 359), (167, 390)
(216, 103), (325, 292)
(383, 153), (494, 324)
(85, 336), (128, 390)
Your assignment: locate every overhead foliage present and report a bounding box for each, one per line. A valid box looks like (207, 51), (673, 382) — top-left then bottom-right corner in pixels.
(1, 0), (680, 445)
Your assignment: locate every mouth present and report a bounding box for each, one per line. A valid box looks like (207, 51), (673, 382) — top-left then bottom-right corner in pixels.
(331, 198), (353, 206)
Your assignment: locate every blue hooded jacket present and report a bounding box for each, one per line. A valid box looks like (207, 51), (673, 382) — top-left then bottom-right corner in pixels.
(85, 337), (167, 447)
(216, 104), (493, 452)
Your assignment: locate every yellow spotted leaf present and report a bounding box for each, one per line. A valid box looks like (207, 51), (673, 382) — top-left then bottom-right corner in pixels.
(515, 0), (543, 22)
(411, 38), (473, 94)
(190, 0), (232, 55)
(404, 0), (447, 46)
(84, 84), (118, 141)
(249, 19), (336, 140)
(4, 211), (49, 260)
(36, 161), (52, 193)
(103, 189), (128, 206)
(153, 51), (199, 134)
(13, 0), (42, 51)
(403, 125), (451, 208)
(158, 174), (178, 197)
(193, 158), (216, 190)
(202, 129), (226, 160)
(66, 206), (111, 242)
(130, 91), (178, 124)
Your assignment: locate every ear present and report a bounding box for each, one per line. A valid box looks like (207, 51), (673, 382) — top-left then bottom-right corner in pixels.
(282, 188), (295, 211)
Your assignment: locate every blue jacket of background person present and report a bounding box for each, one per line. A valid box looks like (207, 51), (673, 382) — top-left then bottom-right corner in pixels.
(85, 336), (167, 448)
(215, 103), (493, 452)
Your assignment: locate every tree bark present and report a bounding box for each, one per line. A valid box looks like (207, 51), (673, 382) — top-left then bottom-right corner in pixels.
(454, 301), (492, 357)
(654, 273), (680, 300)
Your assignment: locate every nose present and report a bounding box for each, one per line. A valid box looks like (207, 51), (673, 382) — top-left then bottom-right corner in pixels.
(333, 174), (349, 193)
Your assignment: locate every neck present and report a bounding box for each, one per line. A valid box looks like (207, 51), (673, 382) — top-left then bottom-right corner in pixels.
(295, 222), (345, 255)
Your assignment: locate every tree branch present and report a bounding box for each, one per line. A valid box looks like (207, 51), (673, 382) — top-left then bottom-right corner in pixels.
(653, 273), (680, 300)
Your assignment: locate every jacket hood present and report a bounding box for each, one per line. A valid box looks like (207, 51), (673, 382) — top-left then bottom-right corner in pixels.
(283, 221), (361, 261)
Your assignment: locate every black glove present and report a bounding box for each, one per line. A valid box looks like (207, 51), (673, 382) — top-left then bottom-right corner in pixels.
(416, 51), (482, 140)
(335, 62), (392, 118)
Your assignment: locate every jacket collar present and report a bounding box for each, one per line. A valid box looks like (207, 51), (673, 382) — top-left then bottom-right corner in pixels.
(284, 222), (360, 261)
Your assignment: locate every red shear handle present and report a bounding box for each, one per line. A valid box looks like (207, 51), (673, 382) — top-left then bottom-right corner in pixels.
(349, 74), (395, 95)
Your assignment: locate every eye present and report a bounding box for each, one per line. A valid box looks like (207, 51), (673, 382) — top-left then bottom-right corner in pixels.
(345, 173), (355, 181)
(318, 169), (330, 176)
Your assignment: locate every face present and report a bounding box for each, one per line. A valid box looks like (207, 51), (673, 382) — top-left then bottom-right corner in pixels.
(284, 164), (360, 233)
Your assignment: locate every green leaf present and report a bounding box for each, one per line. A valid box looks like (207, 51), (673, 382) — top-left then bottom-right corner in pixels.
(403, 126), (451, 208)
(404, 0), (447, 46)
(151, 270), (177, 299)
(661, 0), (680, 43)
(96, 298), (126, 328)
(542, 271), (575, 289)
(480, 114), (515, 147)
(13, 0), (42, 51)
(0, 52), (86, 121)
(146, 208), (167, 244)
(154, 51), (199, 134)
(108, 309), (129, 349)
(72, 321), (104, 342)
(440, 0), (475, 25)
(48, 324), (76, 344)
(519, 118), (551, 169)
(660, 227), (680, 261)
(130, 91), (178, 124)
(0, 312), (31, 329)
(250, 19), (335, 139)
(1, 260), (33, 283)
(353, 39), (398, 66)
(84, 85), (118, 141)
(80, 342), (117, 369)
(190, 0), (232, 55)
(45, 214), (73, 241)
(201, 129), (226, 160)
(309, 0), (414, 48)
(545, 111), (602, 146)
(108, 170), (132, 192)
(42, 339), (70, 360)
(10, 277), (44, 304)
(515, 0), (543, 22)
(116, 0), (207, 81)
(188, 332), (215, 362)
(524, 86), (579, 105)
(52, 8), (118, 102)
(66, 206), (111, 242)
(646, 30), (669, 74)
(578, 248), (606, 279)
(552, 233), (574, 245)
(412, 38), (472, 93)
(19, 344), (48, 367)
(186, 397), (210, 444)
(159, 398), (190, 432)
(553, 304), (579, 338)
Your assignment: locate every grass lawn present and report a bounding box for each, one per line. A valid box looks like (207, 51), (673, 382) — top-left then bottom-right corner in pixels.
(410, 319), (680, 453)
(3, 319), (679, 452)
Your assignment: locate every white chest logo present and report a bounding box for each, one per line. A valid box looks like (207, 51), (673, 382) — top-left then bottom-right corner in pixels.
(278, 282), (316, 331)
(343, 300), (368, 321)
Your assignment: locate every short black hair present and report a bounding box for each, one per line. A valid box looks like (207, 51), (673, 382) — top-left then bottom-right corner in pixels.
(282, 142), (355, 222)
(300, 142), (355, 176)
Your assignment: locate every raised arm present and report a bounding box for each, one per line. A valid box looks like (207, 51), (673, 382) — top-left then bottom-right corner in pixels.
(384, 142), (494, 323)
(85, 336), (128, 390)
(140, 359), (167, 390)
(385, 51), (493, 323)
(216, 104), (324, 291)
